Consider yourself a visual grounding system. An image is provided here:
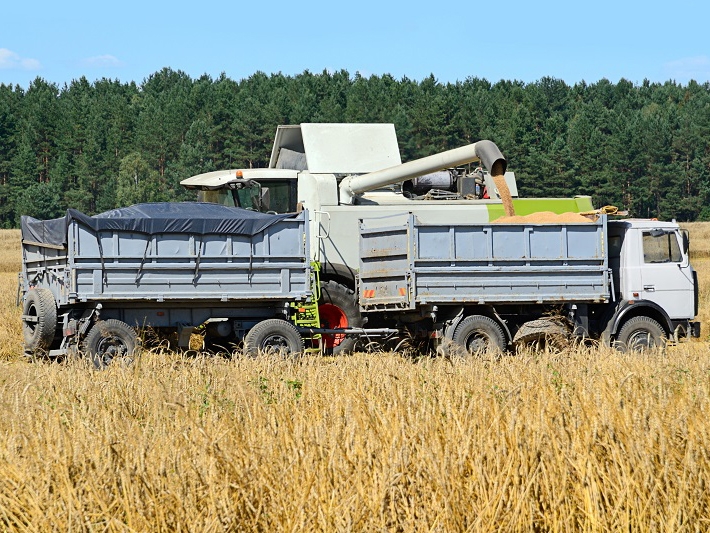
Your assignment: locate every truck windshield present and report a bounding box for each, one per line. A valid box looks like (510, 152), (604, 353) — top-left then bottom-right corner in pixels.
(643, 231), (682, 263)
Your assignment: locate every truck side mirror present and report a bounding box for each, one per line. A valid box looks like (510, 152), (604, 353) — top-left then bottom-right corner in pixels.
(682, 229), (690, 255)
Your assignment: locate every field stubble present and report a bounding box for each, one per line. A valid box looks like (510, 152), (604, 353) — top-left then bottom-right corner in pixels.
(2, 228), (710, 530)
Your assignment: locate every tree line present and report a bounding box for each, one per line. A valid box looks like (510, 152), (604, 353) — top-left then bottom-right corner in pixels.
(1, 68), (709, 227)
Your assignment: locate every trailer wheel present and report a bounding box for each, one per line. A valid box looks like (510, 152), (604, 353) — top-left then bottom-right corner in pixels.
(319, 281), (363, 355)
(614, 316), (666, 353)
(243, 319), (304, 357)
(22, 288), (57, 354)
(452, 315), (507, 355)
(83, 319), (140, 369)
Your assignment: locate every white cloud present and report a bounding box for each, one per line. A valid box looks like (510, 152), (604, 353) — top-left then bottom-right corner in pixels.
(0, 48), (41, 70)
(664, 56), (710, 82)
(81, 54), (124, 68)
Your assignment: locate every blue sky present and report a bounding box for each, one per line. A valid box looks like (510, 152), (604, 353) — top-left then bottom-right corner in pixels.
(2, 0), (709, 89)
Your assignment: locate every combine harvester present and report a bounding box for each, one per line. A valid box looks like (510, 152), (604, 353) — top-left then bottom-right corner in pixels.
(181, 123), (595, 353)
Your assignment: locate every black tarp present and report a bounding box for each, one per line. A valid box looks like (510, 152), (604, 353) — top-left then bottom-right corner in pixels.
(21, 202), (297, 247)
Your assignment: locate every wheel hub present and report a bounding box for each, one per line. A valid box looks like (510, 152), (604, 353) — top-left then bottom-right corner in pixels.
(465, 333), (490, 353)
(96, 336), (129, 364)
(261, 334), (290, 352)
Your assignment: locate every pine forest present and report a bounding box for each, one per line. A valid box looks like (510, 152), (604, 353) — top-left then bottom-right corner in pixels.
(1, 68), (710, 226)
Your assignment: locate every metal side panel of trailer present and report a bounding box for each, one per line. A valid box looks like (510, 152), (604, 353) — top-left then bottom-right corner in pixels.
(359, 214), (611, 311)
(21, 206), (312, 307)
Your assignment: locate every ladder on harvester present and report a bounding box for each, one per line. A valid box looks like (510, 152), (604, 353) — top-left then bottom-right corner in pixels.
(290, 262), (322, 355)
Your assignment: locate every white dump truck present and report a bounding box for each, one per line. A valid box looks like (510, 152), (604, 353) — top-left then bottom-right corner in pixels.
(357, 213), (699, 352)
(181, 123), (596, 353)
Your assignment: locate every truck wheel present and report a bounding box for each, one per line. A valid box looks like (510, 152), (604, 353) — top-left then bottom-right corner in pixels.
(614, 316), (666, 353)
(452, 315), (507, 355)
(319, 281), (363, 355)
(83, 319), (139, 369)
(22, 288), (57, 354)
(243, 319), (304, 357)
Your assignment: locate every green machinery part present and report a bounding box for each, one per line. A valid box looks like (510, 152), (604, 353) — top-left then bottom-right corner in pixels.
(290, 262), (323, 354)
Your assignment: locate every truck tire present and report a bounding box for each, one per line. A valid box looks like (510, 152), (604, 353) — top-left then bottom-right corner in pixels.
(83, 319), (139, 369)
(319, 281), (363, 355)
(243, 319), (304, 357)
(452, 315), (507, 355)
(22, 288), (57, 354)
(614, 316), (666, 353)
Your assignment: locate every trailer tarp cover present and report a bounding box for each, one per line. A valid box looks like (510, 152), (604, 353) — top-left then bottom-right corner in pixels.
(21, 202), (296, 247)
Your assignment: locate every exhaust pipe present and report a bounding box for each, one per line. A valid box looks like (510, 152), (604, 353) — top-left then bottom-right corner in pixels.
(339, 140), (506, 204)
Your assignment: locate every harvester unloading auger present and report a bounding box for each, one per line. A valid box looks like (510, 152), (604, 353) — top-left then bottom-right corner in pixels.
(338, 139), (515, 216)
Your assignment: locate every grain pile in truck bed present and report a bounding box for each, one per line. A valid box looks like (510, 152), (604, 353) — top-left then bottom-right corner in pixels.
(492, 211), (597, 223)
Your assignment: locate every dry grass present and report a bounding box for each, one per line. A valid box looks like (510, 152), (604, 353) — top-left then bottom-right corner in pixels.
(0, 229), (20, 273)
(0, 229), (22, 359)
(682, 222), (710, 259)
(2, 228), (710, 530)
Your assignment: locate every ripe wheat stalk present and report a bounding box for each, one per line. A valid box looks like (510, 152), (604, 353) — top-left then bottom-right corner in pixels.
(1, 228), (709, 531)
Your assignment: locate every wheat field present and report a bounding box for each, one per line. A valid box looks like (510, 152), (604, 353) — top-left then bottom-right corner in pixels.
(2, 228), (710, 531)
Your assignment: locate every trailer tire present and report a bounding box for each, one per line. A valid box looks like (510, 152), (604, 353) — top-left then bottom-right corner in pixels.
(83, 319), (139, 369)
(22, 288), (57, 354)
(243, 319), (304, 357)
(319, 281), (363, 355)
(452, 315), (507, 355)
(614, 316), (666, 353)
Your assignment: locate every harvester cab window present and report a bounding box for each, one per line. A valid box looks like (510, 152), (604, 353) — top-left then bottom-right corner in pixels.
(643, 230), (682, 263)
(261, 181), (297, 213)
(234, 180), (297, 213)
(198, 189), (236, 207)
(234, 184), (261, 211)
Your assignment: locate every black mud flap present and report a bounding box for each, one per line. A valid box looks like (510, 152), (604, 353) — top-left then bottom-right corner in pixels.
(690, 321), (701, 338)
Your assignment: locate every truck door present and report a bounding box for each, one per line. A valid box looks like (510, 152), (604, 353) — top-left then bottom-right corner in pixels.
(639, 229), (695, 319)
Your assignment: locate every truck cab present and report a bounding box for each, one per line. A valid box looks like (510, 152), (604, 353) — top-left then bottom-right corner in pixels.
(607, 219), (698, 342)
